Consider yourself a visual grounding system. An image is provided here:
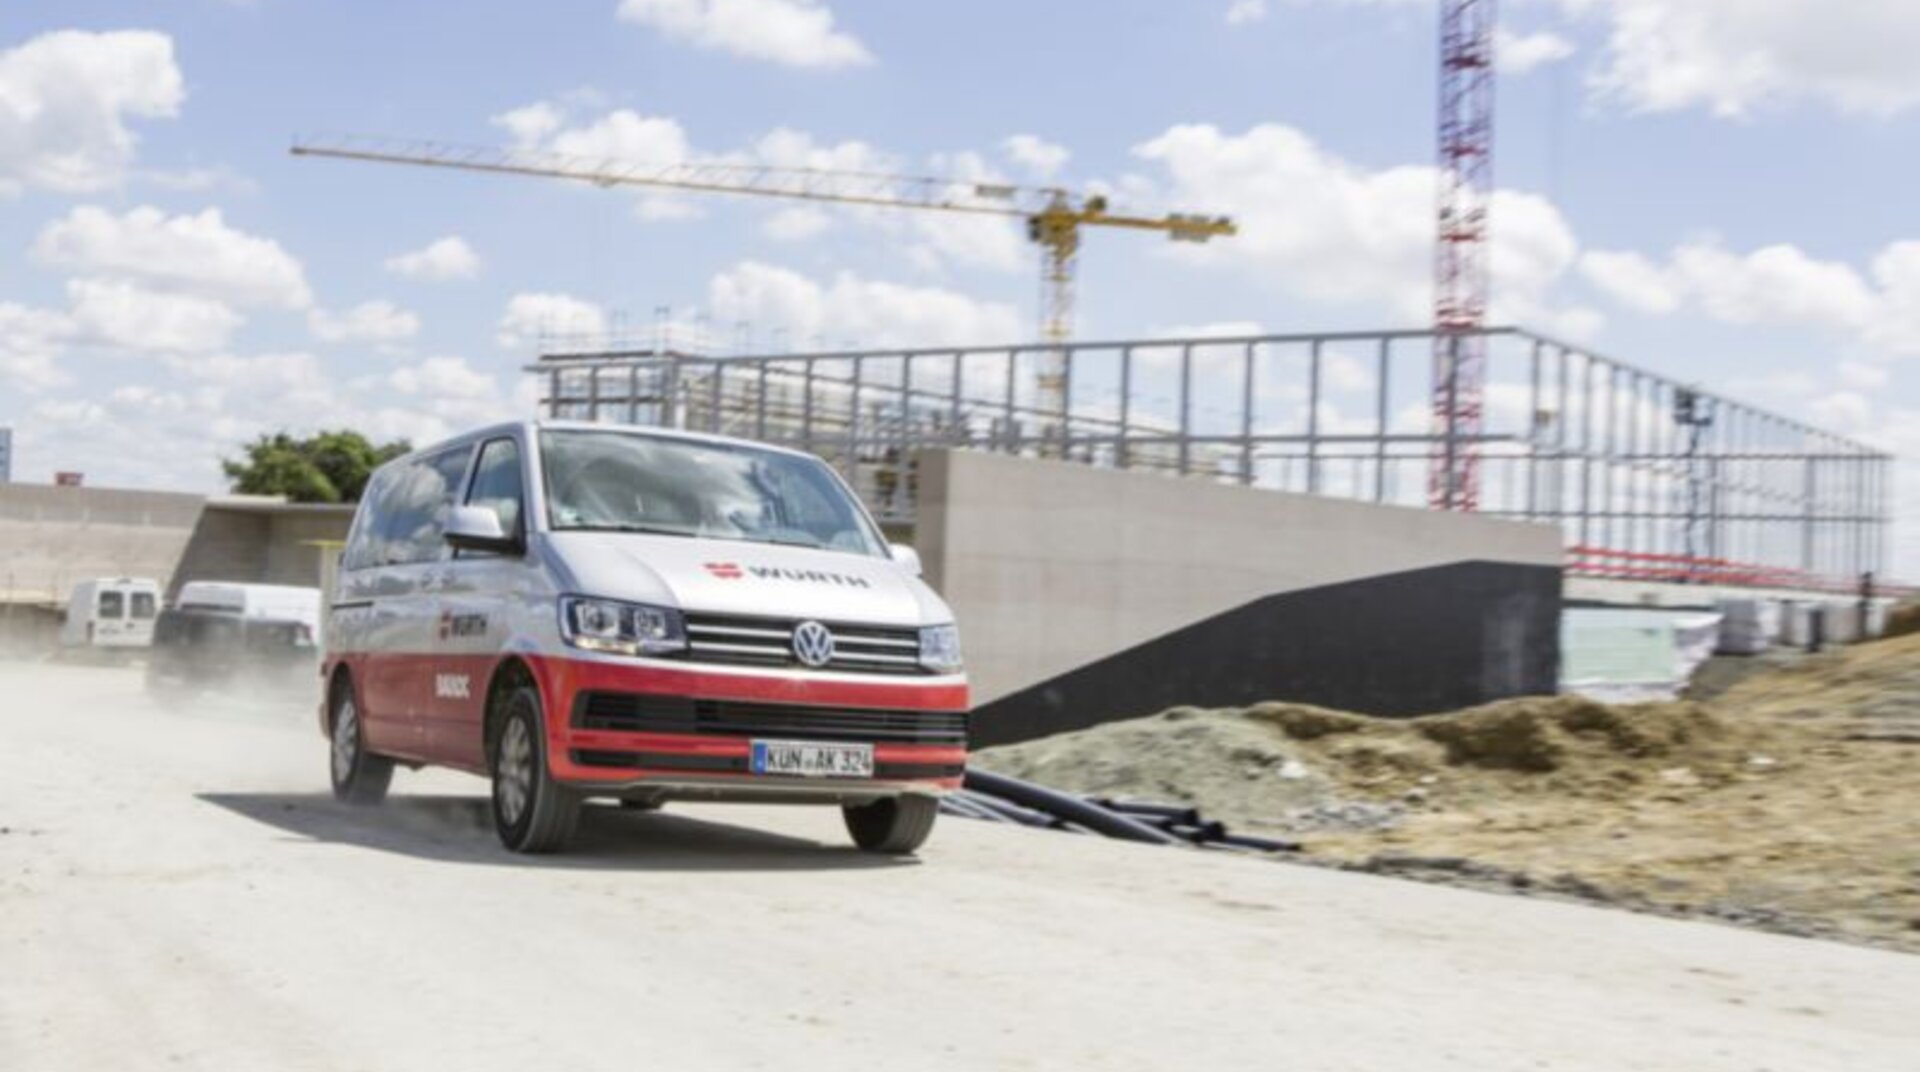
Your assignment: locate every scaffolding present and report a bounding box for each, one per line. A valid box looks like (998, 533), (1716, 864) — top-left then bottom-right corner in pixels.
(528, 326), (1893, 588)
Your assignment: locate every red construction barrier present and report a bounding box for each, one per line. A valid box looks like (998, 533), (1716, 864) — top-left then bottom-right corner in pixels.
(1564, 545), (1910, 596)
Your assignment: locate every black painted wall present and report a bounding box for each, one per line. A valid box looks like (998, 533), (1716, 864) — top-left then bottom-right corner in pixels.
(969, 560), (1561, 748)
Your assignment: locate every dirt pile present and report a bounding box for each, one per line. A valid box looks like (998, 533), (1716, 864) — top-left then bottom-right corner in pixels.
(974, 635), (1920, 953)
(978, 696), (1776, 826)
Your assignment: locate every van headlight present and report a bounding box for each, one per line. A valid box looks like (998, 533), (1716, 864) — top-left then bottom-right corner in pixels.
(918, 623), (963, 673)
(559, 596), (687, 656)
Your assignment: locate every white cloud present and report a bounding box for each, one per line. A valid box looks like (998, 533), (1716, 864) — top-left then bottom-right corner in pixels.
(0, 30), (184, 195)
(308, 300), (421, 344)
(1225, 0), (1268, 25)
(67, 278), (242, 352)
(764, 205), (831, 241)
(384, 236), (481, 281)
(1580, 239), (1920, 356)
(1152, 321), (1265, 340)
(491, 101), (564, 148)
(1495, 28), (1575, 75)
(1002, 134), (1069, 180)
(616, 0), (873, 70)
(541, 108), (693, 162)
(389, 355), (498, 400)
(0, 302), (74, 390)
(12, 347), (528, 492)
(1810, 389), (1872, 430)
(1133, 122), (1586, 328)
(1838, 360), (1890, 391)
(498, 106), (1024, 273)
(706, 261), (1021, 349)
(1577, 0), (1920, 117)
(1579, 249), (1679, 313)
(497, 292), (608, 349)
(33, 205), (312, 309)
(1866, 241), (1920, 355)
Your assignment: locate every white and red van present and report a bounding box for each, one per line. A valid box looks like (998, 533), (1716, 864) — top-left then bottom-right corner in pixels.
(321, 422), (967, 854)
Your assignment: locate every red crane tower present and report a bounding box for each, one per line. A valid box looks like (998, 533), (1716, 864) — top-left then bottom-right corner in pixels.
(1430, 0), (1495, 511)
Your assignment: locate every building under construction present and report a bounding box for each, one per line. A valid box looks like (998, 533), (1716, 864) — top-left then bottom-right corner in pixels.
(529, 324), (1892, 592)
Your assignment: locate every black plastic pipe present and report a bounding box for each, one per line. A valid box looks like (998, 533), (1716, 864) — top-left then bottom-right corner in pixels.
(963, 770), (1184, 846)
(953, 790), (1057, 828)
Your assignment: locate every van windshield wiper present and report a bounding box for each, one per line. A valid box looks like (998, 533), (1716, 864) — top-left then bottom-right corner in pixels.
(558, 523), (698, 538)
(758, 535), (826, 549)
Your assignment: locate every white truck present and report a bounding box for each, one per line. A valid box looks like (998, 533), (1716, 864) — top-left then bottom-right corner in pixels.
(60, 578), (162, 650)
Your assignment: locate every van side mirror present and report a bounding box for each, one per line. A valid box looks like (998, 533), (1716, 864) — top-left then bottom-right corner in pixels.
(888, 542), (922, 577)
(446, 505), (522, 555)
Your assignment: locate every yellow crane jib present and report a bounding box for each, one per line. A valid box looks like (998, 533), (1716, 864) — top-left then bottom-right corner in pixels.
(290, 134), (1235, 349)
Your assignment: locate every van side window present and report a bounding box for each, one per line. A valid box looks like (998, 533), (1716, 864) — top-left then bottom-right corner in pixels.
(98, 590), (125, 619)
(131, 592), (156, 619)
(466, 438), (525, 542)
(342, 468), (395, 571)
(372, 447), (474, 566)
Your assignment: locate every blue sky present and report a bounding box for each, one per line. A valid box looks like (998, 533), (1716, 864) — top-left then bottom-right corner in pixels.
(3, 0), (1918, 569)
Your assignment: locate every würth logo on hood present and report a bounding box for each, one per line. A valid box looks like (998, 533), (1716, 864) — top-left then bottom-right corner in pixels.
(704, 562), (872, 588)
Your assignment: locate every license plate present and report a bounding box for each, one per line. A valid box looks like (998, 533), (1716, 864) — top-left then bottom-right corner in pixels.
(750, 740), (874, 779)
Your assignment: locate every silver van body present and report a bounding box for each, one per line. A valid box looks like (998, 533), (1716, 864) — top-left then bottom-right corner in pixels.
(321, 421), (967, 854)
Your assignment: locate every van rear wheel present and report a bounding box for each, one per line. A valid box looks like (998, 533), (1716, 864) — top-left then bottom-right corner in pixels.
(329, 684), (392, 805)
(843, 794), (938, 854)
(490, 686), (579, 854)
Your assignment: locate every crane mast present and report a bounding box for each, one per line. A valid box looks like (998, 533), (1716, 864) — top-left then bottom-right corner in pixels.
(1430, 0), (1495, 511)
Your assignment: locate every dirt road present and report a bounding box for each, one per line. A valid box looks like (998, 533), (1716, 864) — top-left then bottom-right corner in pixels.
(3, 663), (1915, 1071)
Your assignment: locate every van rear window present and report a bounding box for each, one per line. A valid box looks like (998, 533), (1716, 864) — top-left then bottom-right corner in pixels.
(131, 592), (156, 619)
(98, 590), (125, 618)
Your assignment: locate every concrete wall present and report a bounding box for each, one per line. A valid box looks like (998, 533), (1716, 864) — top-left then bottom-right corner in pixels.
(915, 449), (1565, 704)
(0, 485), (207, 603)
(0, 485), (353, 606)
(171, 504), (352, 595)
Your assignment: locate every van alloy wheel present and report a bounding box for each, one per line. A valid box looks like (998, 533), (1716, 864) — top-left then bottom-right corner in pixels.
(329, 681), (392, 805)
(331, 699), (359, 785)
(495, 716), (533, 825)
(489, 686), (580, 854)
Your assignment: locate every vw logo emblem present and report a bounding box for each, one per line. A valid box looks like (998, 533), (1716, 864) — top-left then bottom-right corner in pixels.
(791, 620), (835, 668)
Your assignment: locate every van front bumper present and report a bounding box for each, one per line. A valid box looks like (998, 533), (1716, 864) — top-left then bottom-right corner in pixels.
(524, 654), (969, 795)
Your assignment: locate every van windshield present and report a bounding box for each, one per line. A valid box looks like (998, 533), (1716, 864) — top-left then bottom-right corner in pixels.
(538, 430), (886, 557)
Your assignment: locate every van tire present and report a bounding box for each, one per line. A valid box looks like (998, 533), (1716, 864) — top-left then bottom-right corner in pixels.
(490, 686), (579, 854)
(843, 794), (938, 854)
(329, 681), (393, 805)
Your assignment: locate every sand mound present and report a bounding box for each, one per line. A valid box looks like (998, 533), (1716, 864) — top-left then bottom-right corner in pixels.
(974, 634), (1920, 952)
(977, 696), (1759, 825)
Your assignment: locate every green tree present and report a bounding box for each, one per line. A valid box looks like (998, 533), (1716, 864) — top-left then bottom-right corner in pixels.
(222, 430), (410, 503)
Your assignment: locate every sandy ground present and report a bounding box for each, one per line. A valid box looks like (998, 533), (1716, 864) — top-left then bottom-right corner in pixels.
(4, 662), (1919, 1071)
(978, 635), (1920, 955)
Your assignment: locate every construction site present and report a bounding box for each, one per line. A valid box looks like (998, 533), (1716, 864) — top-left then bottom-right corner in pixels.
(4, 3), (1920, 1072)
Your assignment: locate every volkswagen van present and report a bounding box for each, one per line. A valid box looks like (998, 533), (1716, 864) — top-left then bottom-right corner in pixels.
(321, 422), (967, 855)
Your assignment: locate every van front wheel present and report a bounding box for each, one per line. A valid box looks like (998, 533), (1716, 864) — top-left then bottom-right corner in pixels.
(843, 795), (938, 854)
(490, 686), (579, 854)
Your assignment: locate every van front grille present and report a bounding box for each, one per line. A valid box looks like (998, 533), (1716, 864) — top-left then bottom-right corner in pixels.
(573, 692), (967, 746)
(680, 613), (927, 676)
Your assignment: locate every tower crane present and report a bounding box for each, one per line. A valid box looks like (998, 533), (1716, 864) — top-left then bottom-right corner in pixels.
(290, 134), (1235, 414)
(1429, 0), (1496, 511)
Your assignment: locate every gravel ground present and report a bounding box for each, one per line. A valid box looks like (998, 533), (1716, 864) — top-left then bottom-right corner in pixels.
(7, 660), (1920, 1071)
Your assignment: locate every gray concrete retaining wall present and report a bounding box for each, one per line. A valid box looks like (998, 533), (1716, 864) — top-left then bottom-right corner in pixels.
(914, 449), (1565, 705)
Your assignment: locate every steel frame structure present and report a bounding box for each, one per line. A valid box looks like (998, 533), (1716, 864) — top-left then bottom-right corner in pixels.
(529, 326), (1892, 586)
